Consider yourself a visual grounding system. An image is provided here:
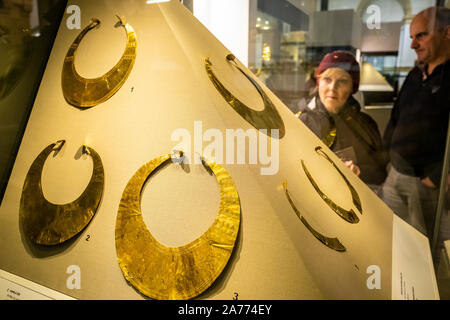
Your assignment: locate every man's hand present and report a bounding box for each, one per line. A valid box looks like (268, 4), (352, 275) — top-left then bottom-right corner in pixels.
(421, 177), (436, 188)
(344, 160), (361, 176)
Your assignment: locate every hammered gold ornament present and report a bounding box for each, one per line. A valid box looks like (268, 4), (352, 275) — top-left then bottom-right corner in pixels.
(283, 181), (346, 252)
(206, 54), (285, 138)
(115, 152), (241, 300)
(19, 141), (104, 245)
(61, 16), (137, 108)
(302, 146), (362, 223)
(301, 160), (359, 224)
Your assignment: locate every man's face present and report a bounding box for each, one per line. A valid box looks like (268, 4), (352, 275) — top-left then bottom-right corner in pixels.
(410, 13), (447, 65)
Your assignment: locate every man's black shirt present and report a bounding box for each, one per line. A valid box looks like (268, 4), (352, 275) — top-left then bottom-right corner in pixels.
(383, 60), (450, 186)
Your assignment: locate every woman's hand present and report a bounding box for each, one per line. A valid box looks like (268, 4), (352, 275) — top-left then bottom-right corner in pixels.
(344, 160), (361, 176)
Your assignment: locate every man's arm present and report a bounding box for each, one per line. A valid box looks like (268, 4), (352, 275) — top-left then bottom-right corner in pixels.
(382, 101), (399, 160)
(382, 71), (414, 158)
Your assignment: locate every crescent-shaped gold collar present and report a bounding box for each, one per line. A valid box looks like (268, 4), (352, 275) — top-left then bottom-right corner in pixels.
(61, 16), (137, 108)
(283, 181), (346, 252)
(301, 147), (362, 224)
(206, 54), (285, 139)
(20, 141), (104, 245)
(115, 152), (241, 300)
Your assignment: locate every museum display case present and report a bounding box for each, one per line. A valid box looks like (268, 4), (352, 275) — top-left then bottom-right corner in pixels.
(0, 0), (445, 300)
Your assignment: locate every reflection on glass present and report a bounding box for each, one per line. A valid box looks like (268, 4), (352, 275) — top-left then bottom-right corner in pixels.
(0, 1), (33, 100)
(248, 1), (449, 294)
(433, 115), (450, 300)
(435, 166), (450, 299)
(249, 0), (429, 115)
(0, 0), (67, 204)
(250, 3), (310, 112)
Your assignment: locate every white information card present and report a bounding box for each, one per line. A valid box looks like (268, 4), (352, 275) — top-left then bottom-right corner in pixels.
(0, 270), (75, 300)
(392, 215), (440, 300)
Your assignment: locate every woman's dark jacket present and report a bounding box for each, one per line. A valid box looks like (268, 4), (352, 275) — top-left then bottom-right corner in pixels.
(298, 96), (388, 185)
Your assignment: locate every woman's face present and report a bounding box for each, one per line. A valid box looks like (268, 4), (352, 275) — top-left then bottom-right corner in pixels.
(318, 68), (353, 114)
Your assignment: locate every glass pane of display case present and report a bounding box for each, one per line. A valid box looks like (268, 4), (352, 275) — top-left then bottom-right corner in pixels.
(435, 187), (450, 299)
(249, 0), (310, 112)
(245, 0), (449, 289)
(0, 0), (68, 203)
(433, 127), (450, 299)
(0, 0), (447, 301)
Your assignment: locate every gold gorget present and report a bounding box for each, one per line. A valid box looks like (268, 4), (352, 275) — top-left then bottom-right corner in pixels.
(115, 152), (241, 300)
(61, 16), (137, 108)
(206, 54), (285, 138)
(20, 141), (104, 245)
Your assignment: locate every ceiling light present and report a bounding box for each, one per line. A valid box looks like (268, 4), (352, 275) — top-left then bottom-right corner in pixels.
(146, 0), (170, 4)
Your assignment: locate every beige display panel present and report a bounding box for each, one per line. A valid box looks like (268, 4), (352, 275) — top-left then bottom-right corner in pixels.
(0, 0), (395, 299)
